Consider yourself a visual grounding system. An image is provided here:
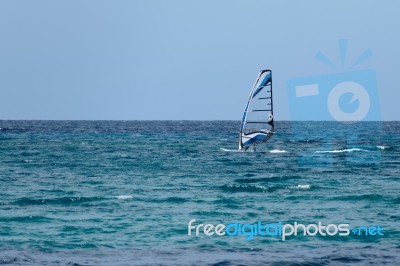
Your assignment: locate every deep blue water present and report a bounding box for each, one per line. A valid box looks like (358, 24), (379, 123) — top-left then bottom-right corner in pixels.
(0, 121), (399, 265)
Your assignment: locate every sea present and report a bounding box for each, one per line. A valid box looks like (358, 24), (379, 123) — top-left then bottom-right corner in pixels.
(0, 120), (399, 265)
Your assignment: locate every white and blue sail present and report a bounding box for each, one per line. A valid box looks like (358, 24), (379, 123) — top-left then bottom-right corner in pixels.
(239, 69), (274, 150)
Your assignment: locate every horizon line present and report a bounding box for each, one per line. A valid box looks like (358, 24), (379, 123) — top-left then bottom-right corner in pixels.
(0, 119), (398, 122)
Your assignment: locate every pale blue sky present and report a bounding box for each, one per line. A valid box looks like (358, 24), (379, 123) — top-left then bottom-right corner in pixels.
(0, 0), (399, 120)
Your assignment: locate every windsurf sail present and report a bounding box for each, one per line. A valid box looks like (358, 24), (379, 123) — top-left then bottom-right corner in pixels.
(239, 69), (274, 150)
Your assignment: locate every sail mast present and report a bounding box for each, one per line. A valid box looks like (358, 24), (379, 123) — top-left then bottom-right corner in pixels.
(239, 71), (264, 150)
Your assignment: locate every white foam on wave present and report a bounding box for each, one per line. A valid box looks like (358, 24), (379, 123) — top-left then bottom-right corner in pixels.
(315, 148), (368, 153)
(116, 195), (133, 199)
(220, 148), (243, 152)
(269, 149), (288, 153)
(376, 145), (389, 150)
(290, 184), (310, 189)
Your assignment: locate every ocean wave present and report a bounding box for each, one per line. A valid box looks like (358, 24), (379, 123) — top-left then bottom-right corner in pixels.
(330, 194), (386, 201)
(393, 197), (400, 204)
(290, 139), (321, 143)
(222, 182), (312, 193)
(164, 197), (188, 203)
(376, 145), (390, 150)
(0, 215), (55, 223)
(221, 184), (271, 193)
(269, 149), (288, 153)
(146, 197), (188, 203)
(116, 195), (133, 199)
(315, 148), (368, 153)
(289, 184), (311, 190)
(13, 196), (105, 206)
(235, 175), (301, 184)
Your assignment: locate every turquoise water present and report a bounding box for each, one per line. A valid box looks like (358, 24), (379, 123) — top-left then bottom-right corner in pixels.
(0, 121), (399, 265)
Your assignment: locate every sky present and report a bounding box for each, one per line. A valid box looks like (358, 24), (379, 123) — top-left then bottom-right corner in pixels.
(0, 0), (399, 120)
